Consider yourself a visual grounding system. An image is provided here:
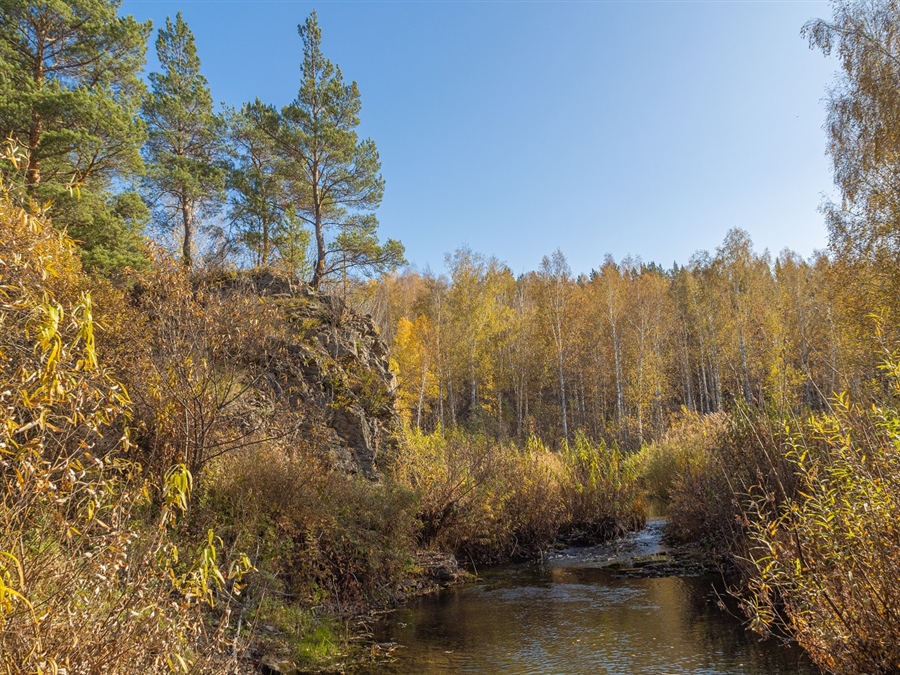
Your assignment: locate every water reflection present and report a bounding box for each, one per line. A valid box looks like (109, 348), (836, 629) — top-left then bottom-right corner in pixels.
(363, 554), (816, 674)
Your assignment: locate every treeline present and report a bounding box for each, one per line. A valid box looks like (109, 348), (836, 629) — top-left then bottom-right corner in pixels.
(0, 2), (403, 282)
(366, 230), (887, 450)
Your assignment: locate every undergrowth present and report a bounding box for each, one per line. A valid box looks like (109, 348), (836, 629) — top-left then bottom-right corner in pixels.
(0, 145), (248, 673)
(395, 429), (645, 564)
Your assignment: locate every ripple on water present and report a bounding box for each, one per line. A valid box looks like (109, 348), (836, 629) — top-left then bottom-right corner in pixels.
(366, 523), (818, 675)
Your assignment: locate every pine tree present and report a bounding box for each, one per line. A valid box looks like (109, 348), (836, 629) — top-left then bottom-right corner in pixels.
(226, 104), (315, 274)
(226, 102), (286, 268)
(0, 0), (152, 272)
(142, 12), (224, 268)
(272, 204), (312, 278)
(251, 11), (404, 288)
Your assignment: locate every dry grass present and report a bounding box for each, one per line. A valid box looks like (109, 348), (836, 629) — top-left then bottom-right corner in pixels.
(394, 429), (645, 563)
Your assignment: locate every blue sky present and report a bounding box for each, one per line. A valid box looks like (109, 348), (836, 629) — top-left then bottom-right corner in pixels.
(122, 0), (837, 276)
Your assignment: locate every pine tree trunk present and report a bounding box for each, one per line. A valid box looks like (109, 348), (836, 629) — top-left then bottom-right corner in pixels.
(26, 43), (45, 187)
(182, 199), (193, 267)
(311, 169), (326, 288)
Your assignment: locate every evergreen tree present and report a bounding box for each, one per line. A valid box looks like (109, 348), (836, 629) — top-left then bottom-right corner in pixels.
(50, 188), (150, 271)
(142, 12), (224, 268)
(0, 0), (152, 272)
(252, 11), (404, 288)
(272, 204), (312, 278)
(226, 102), (288, 268)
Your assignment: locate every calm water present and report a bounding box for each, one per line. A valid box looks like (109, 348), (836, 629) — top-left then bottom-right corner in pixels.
(362, 521), (817, 675)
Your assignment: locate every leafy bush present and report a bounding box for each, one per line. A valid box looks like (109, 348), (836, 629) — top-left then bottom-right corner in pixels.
(2, 143), (269, 673)
(394, 429), (643, 563)
(745, 376), (900, 674)
(0, 165), (243, 673)
(650, 374), (900, 673)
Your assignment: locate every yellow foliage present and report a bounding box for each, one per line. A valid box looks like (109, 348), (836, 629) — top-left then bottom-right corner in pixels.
(745, 368), (900, 674)
(392, 314), (439, 425)
(0, 152), (245, 673)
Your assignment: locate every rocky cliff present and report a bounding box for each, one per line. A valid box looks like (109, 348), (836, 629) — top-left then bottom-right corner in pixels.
(215, 270), (399, 479)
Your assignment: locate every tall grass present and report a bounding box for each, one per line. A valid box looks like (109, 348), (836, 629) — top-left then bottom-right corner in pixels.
(394, 429), (645, 564)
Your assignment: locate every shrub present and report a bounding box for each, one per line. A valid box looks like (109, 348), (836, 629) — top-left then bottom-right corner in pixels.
(0, 155), (247, 673)
(745, 377), (900, 674)
(122, 261), (293, 482)
(631, 410), (728, 507)
(658, 408), (798, 554)
(394, 429), (643, 564)
(652, 378), (900, 672)
(197, 443), (418, 613)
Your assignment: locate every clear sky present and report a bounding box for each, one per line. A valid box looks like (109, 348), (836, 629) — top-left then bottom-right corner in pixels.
(121, 0), (838, 276)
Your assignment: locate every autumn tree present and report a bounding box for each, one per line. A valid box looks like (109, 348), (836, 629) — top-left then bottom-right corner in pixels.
(623, 268), (673, 445)
(686, 252), (728, 412)
(804, 0), (900, 266)
(537, 249), (573, 443)
(715, 229), (774, 405)
(804, 0), (900, 351)
(446, 248), (497, 424)
(506, 274), (539, 440)
(376, 235), (873, 447)
(0, 0), (151, 271)
(670, 265), (699, 412)
(416, 274), (452, 431)
(142, 12), (225, 268)
(592, 257), (629, 430)
(392, 314), (437, 429)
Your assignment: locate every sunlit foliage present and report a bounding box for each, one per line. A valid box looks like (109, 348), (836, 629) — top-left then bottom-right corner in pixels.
(0, 152), (246, 672)
(745, 361), (900, 674)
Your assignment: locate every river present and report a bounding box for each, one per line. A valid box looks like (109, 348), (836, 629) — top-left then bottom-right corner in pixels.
(361, 520), (817, 674)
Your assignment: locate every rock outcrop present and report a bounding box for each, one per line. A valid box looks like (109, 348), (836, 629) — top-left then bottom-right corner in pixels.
(213, 270), (400, 479)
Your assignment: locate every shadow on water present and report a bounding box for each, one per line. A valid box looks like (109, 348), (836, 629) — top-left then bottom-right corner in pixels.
(360, 521), (818, 674)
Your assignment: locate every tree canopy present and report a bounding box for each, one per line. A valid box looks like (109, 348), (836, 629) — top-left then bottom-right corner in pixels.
(250, 11), (404, 287)
(804, 0), (900, 333)
(0, 0), (151, 272)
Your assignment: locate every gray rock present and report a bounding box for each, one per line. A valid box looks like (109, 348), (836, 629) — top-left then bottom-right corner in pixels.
(213, 270), (401, 479)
